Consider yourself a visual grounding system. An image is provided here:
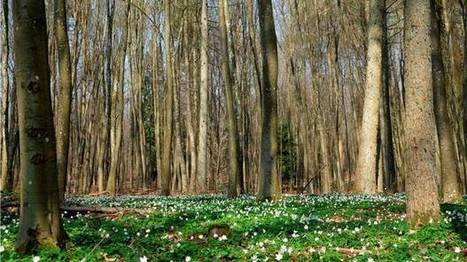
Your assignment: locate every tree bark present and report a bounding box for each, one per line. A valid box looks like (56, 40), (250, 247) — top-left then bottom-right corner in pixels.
(257, 0), (281, 201)
(107, 0), (130, 195)
(13, 0), (66, 251)
(430, 0), (462, 203)
(461, 0), (467, 155)
(54, 0), (73, 203)
(0, 0), (9, 192)
(219, 0), (241, 198)
(404, 0), (441, 228)
(161, 0), (174, 196)
(197, 0), (209, 194)
(354, 0), (385, 193)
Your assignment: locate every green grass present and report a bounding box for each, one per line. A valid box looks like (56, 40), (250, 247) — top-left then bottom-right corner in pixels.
(0, 194), (465, 261)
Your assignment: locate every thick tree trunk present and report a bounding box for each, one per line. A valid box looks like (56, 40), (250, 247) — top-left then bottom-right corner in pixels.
(257, 0), (281, 201)
(197, 0), (209, 194)
(13, 0), (66, 252)
(54, 0), (73, 203)
(404, 0), (441, 228)
(354, 0), (385, 193)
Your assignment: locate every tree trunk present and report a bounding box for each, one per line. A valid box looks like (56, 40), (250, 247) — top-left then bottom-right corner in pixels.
(257, 0), (281, 201)
(461, 0), (467, 155)
(404, 0), (441, 228)
(354, 0), (385, 194)
(197, 0), (209, 194)
(161, 0), (174, 196)
(107, 1), (130, 195)
(54, 0), (73, 203)
(13, 0), (66, 252)
(0, 0), (9, 192)
(219, 0), (241, 198)
(381, 5), (396, 192)
(430, 0), (462, 203)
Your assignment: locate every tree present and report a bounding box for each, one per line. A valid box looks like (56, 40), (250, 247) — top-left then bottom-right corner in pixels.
(430, 0), (462, 203)
(404, 0), (440, 227)
(54, 0), (73, 203)
(219, 0), (241, 198)
(354, 0), (385, 193)
(161, 0), (174, 196)
(107, 0), (130, 195)
(197, 0), (209, 194)
(257, 0), (281, 200)
(462, 0), (467, 154)
(0, 0), (9, 191)
(13, 0), (66, 251)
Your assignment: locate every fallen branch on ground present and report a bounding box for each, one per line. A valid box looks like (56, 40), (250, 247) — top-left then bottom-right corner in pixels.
(1, 201), (153, 217)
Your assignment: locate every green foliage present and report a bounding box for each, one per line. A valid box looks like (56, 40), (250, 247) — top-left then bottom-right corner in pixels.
(0, 194), (465, 261)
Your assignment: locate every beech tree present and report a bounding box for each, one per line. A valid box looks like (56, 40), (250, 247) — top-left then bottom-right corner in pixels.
(197, 0), (209, 194)
(161, 0), (174, 196)
(430, 0), (462, 203)
(355, 0), (385, 193)
(54, 0), (73, 203)
(404, 0), (441, 227)
(13, 0), (66, 252)
(257, 0), (281, 200)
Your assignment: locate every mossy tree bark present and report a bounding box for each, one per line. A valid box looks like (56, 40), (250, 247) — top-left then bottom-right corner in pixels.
(404, 0), (441, 228)
(257, 0), (281, 201)
(355, 0), (385, 194)
(13, 0), (66, 252)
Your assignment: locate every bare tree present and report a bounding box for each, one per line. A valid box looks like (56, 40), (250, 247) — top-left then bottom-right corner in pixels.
(404, 0), (440, 227)
(13, 0), (66, 251)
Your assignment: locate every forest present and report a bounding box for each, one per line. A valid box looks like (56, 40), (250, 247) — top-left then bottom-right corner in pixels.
(0, 0), (466, 261)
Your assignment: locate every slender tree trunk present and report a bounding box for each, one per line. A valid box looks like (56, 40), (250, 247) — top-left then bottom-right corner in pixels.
(319, 121), (332, 193)
(197, 0), (209, 194)
(461, 0), (467, 193)
(152, 29), (160, 189)
(257, 0), (281, 201)
(107, 1), (130, 195)
(219, 0), (240, 198)
(161, 0), (174, 196)
(381, 5), (396, 192)
(13, 0), (66, 251)
(0, 0), (9, 191)
(430, 0), (462, 203)
(404, 0), (441, 228)
(54, 0), (73, 203)
(461, 0), (467, 154)
(354, 0), (385, 193)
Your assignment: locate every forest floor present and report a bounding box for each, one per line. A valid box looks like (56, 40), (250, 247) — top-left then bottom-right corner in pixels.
(0, 194), (466, 261)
